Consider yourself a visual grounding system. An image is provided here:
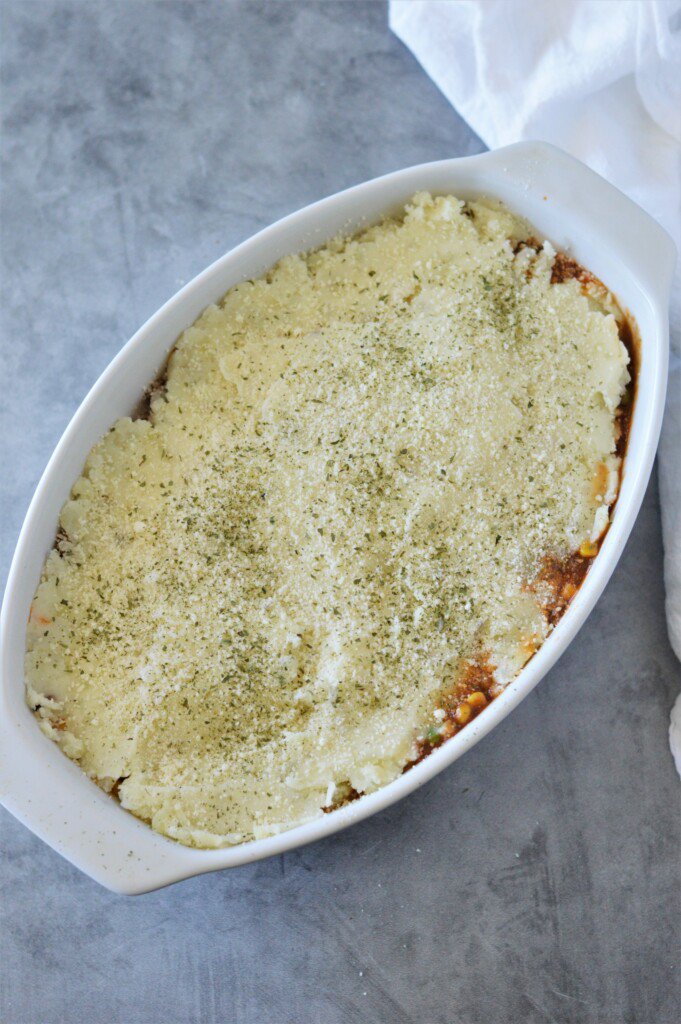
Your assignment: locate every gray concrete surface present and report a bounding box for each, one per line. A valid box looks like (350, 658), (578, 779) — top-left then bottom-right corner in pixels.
(1, 3), (679, 1022)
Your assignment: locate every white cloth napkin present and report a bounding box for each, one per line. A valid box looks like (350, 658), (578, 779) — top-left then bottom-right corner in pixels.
(390, 0), (681, 769)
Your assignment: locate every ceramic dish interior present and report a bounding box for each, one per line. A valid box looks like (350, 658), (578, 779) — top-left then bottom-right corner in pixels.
(0, 142), (674, 894)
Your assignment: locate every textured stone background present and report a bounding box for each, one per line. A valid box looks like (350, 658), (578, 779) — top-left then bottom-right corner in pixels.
(1, 3), (679, 1023)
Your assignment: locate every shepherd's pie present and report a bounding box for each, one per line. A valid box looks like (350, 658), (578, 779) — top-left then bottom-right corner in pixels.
(25, 194), (631, 847)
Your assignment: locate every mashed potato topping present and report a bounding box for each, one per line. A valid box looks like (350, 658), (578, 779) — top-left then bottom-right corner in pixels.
(25, 194), (630, 847)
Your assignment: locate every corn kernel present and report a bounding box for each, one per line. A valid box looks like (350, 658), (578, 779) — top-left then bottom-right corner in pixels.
(455, 703), (472, 725)
(441, 720), (456, 739)
(466, 691), (488, 712)
(579, 540), (598, 558)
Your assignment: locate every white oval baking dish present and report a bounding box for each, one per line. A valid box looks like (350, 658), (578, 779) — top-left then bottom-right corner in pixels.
(0, 142), (675, 894)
